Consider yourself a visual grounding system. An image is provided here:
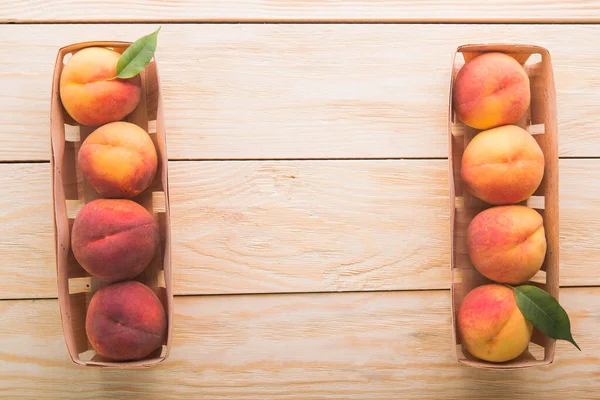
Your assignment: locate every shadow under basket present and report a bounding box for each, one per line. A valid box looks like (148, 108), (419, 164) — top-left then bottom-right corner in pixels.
(50, 41), (173, 368)
(448, 44), (559, 369)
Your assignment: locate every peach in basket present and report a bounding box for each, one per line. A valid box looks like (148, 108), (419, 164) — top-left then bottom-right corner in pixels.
(453, 52), (530, 130)
(458, 284), (533, 363)
(461, 125), (544, 205)
(467, 205), (546, 285)
(86, 281), (167, 361)
(60, 47), (141, 126)
(78, 121), (157, 199)
(71, 199), (159, 282)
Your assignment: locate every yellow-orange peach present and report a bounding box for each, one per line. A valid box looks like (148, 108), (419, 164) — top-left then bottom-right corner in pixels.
(78, 121), (157, 198)
(71, 199), (159, 282)
(60, 47), (141, 126)
(468, 205), (546, 285)
(461, 125), (544, 205)
(86, 281), (167, 361)
(453, 52), (530, 130)
(458, 284), (532, 363)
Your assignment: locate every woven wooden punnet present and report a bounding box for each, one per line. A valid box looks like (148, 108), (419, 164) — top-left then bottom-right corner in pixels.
(448, 44), (559, 369)
(50, 41), (173, 367)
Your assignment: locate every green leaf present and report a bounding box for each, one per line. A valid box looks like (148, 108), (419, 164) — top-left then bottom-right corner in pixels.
(514, 285), (581, 351)
(115, 26), (161, 79)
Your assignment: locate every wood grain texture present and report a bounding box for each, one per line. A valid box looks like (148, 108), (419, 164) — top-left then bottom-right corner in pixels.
(0, 288), (597, 399)
(170, 160), (449, 295)
(3, 24), (600, 161)
(0, 164), (56, 298)
(2, 159), (600, 299)
(2, 1), (600, 22)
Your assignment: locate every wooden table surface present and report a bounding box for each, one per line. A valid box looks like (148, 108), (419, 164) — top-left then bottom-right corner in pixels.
(1, 2), (600, 399)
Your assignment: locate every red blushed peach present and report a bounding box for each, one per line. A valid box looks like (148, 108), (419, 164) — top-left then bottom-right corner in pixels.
(468, 205), (546, 285)
(78, 121), (157, 199)
(60, 47), (141, 126)
(453, 52), (530, 130)
(458, 284), (533, 363)
(71, 199), (159, 282)
(86, 281), (167, 361)
(461, 125), (544, 205)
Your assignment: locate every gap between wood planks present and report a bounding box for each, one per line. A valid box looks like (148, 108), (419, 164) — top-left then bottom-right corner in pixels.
(2, 156), (600, 164)
(4, 20), (600, 25)
(4, 284), (600, 302)
(0, 287), (450, 302)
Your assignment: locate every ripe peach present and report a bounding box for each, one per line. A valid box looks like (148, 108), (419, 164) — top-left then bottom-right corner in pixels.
(453, 52), (530, 130)
(461, 125), (544, 205)
(86, 281), (167, 361)
(60, 47), (141, 126)
(71, 199), (159, 282)
(458, 284), (533, 363)
(468, 205), (546, 285)
(78, 121), (157, 199)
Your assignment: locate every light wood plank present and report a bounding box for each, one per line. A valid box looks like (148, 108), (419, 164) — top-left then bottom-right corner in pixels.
(2, 159), (599, 299)
(2, 1), (600, 22)
(0, 163), (56, 298)
(3, 24), (600, 161)
(0, 288), (597, 399)
(170, 160), (450, 295)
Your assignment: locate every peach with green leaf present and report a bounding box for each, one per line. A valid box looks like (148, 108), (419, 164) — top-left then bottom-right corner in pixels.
(59, 27), (161, 126)
(458, 284), (533, 363)
(59, 47), (141, 126)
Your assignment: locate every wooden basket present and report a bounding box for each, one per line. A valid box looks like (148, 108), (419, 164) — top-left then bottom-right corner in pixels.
(448, 44), (559, 369)
(50, 41), (173, 367)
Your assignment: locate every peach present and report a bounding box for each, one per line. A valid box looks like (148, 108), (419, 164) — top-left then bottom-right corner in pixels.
(458, 284), (533, 363)
(71, 199), (159, 282)
(60, 47), (141, 126)
(78, 121), (157, 198)
(468, 205), (546, 285)
(461, 125), (544, 205)
(86, 281), (167, 361)
(453, 52), (530, 130)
